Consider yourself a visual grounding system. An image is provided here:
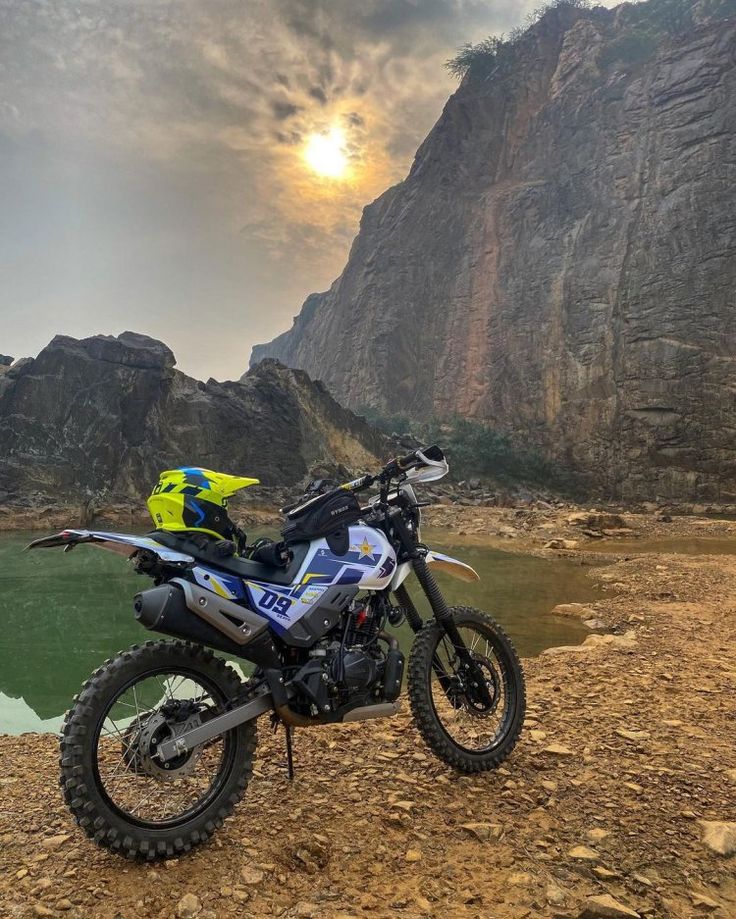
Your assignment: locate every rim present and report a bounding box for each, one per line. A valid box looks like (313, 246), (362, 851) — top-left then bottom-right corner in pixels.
(92, 666), (236, 828)
(428, 622), (515, 755)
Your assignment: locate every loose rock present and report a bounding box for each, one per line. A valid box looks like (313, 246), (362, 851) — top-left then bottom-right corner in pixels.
(176, 894), (202, 919)
(579, 894), (640, 918)
(698, 821), (736, 856)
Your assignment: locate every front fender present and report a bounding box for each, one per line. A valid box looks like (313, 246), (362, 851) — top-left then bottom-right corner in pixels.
(389, 550), (480, 591)
(425, 550), (479, 583)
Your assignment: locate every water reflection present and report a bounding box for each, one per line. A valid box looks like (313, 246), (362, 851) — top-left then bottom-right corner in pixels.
(0, 530), (596, 734)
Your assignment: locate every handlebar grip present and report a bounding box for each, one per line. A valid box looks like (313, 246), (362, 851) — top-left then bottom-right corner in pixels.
(383, 450), (418, 478)
(396, 450), (418, 469)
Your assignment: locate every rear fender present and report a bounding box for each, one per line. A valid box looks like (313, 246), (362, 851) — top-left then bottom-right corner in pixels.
(25, 529), (194, 564)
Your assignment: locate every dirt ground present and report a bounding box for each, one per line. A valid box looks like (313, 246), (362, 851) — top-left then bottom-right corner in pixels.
(422, 502), (736, 553)
(1, 514), (736, 918)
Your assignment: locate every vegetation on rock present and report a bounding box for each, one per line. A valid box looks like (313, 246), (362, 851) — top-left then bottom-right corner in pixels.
(446, 0), (595, 79)
(357, 408), (575, 492)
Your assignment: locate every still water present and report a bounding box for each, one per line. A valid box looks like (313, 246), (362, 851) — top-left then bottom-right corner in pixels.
(0, 529), (596, 734)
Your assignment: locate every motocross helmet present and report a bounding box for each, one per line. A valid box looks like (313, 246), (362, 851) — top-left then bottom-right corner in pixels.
(147, 467), (259, 540)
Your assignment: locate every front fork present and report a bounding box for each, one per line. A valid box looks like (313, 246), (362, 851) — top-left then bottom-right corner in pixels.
(396, 557), (493, 708)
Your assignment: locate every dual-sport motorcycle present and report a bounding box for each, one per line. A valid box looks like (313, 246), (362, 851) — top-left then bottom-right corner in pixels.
(29, 445), (525, 860)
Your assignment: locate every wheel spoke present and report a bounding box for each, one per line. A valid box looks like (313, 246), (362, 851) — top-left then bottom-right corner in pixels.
(427, 619), (512, 754)
(94, 669), (231, 826)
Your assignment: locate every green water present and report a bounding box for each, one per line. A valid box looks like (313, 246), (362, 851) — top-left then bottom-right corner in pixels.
(0, 529), (596, 734)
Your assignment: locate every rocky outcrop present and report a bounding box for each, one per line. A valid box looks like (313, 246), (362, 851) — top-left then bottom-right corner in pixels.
(0, 332), (387, 513)
(252, 0), (736, 502)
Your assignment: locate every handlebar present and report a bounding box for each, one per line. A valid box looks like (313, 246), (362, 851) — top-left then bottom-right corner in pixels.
(381, 449), (419, 480)
(339, 445), (446, 496)
(341, 446), (437, 494)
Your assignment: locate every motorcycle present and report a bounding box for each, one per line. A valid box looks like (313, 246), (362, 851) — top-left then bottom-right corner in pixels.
(29, 445), (525, 860)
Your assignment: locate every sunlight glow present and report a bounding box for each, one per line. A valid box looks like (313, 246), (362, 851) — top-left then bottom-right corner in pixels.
(304, 128), (349, 179)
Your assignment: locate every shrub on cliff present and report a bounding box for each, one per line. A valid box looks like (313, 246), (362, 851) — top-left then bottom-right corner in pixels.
(445, 36), (506, 79)
(356, 408), (575, 492)
(446, 0), (595, 79)
(447, 0), (720, 81)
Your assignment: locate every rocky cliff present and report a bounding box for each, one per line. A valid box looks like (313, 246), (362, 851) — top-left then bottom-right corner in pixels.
(252, 0), (736, 502)
(0, 332), (387, 514)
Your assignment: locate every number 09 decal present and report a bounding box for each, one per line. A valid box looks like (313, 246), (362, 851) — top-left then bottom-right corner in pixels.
(258, 589), (292, 616)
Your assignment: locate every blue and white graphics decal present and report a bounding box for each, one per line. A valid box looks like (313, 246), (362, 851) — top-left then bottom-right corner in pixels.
(244, 525), (397, 631)
(245, 581), (328, 627)
(192, 566), (247, 600)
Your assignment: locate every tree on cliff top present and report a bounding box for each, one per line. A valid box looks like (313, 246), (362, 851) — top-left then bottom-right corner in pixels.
(446, 0), (594, 79)
(446, 0), (730, 80)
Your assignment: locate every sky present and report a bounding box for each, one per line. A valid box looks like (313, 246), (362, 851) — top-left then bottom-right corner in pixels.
(0, 0), (620, 382)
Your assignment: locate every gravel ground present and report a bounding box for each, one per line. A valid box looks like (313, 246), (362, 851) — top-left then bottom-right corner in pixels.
(1, 534), (735, 918)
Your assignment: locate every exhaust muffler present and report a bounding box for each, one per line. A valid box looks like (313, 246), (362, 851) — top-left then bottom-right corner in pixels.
(134, 582), (264, 658)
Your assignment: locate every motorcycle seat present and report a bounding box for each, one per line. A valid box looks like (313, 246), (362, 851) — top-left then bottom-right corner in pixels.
(149, 531), (309, 587)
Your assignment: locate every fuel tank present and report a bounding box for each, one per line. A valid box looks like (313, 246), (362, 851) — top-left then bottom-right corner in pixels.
(292, 524), (396, 591)
(242, 525), (397, 639)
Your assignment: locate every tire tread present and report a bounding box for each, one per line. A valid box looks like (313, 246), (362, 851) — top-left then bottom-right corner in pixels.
(59, 639), (257, 860)
(407, 607), (526, 773)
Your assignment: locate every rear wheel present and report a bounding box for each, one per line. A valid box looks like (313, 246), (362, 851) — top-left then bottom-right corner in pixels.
(408, 607), (525, 772)
(60, 640), (257, 859)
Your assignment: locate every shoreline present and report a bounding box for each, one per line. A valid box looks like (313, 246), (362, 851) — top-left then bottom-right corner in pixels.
(1, 509), (735, 917)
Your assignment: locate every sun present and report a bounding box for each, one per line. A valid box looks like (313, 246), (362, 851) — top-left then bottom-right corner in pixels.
(303, 128), (349, 179)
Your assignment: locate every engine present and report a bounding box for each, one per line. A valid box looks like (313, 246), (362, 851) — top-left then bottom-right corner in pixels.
(289, 601), (404, 718)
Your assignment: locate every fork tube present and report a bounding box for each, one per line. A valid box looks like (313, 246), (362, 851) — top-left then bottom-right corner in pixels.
(412, 556), (454, 627)
(412, 556), (493, 706)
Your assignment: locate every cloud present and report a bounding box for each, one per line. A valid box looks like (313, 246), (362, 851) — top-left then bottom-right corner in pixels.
(0, 0), (622, 380)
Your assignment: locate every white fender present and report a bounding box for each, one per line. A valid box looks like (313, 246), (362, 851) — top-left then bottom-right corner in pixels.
(425, 550), (480, 583)
(389, 550), (480, 591)
(389, 561), (414, 592)
(26, 529), (194, 563)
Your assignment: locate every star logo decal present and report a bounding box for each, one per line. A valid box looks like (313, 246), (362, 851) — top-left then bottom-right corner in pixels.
(352, 538), (376, 560)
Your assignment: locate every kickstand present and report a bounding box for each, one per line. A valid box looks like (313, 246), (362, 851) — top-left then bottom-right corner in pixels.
(284, 724), (295, 781)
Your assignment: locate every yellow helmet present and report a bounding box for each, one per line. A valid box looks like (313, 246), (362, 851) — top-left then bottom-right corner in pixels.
(147, 467), (259, 539)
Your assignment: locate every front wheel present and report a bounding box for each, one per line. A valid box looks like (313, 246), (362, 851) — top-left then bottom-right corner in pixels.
(408, 607), (525, 772)
(59, 640), (257, 859)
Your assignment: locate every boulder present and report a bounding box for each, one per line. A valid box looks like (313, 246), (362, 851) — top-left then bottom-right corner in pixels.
(0, 334), (388, 508)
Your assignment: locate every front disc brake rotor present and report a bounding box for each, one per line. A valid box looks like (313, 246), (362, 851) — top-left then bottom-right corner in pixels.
(462, 655), (501, 717)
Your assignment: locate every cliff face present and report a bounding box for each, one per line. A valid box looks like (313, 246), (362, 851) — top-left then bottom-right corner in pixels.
(252, 0), (736, 501)
(0, 332), (387, 508)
